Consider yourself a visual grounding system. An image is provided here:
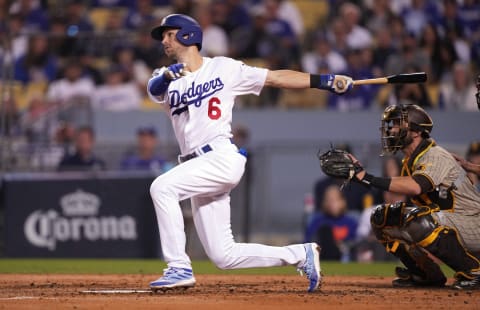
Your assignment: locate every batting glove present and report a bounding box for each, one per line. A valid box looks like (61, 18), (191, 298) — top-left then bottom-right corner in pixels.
(331, 75), (353, 94)
(312, 74), (353, 95)
(164, 63), (187, 80)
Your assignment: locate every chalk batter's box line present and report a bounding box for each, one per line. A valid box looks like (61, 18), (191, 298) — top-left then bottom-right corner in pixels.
(81, 289), (153, 294)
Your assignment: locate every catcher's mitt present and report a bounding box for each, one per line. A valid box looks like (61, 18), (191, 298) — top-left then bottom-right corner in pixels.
(317, 148), (363, 180)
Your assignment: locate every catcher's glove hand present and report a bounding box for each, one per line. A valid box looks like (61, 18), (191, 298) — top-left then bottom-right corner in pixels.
(317, 148), (364, 180)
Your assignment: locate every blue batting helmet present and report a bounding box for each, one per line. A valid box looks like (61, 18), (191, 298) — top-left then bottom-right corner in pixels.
(151, 14), (203, 51)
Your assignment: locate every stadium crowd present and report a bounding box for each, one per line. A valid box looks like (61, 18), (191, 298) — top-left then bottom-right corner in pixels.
(0, 0), (479, 113)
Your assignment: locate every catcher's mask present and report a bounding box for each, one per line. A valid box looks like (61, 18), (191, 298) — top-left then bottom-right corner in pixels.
(380, 104), (433, 155)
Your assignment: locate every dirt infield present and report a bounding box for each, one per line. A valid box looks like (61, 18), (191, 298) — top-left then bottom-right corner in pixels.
(0, 274), (477, 309)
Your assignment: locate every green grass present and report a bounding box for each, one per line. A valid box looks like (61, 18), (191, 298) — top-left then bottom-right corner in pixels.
(0, 259), (454, 277)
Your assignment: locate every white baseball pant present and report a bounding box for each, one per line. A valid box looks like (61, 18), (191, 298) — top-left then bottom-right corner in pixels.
(149, 141), (306, 269)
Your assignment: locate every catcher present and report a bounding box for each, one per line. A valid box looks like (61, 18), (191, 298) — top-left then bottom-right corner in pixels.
(319, 104), (480, 289)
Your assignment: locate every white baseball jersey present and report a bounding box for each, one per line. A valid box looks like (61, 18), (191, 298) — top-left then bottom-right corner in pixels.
(148, 56), (268, 154)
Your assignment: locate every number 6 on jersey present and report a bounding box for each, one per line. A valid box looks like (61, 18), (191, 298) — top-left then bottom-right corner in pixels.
(208, 97), (221, 120)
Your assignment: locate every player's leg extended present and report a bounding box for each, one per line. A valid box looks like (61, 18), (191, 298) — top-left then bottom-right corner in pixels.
(191, 193), (321, 292)
(191, 193), (306, 268)
(370, 203), (446, 287)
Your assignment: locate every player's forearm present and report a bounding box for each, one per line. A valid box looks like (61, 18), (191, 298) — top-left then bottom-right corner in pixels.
(356, 170), (422, 195)
(265, 70), (353, 95)
(388, 176), (423, 196)
(264, 70), (310, 89)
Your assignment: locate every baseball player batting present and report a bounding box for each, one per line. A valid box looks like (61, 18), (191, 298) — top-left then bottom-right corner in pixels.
(146, 14), (353, 293)
(321, 104), (480, 289)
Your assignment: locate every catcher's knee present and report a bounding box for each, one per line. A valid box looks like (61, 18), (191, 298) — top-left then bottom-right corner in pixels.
(370, 202), (438, 245)
(370, 202), (404, 241)
(403, 212), (439, 244)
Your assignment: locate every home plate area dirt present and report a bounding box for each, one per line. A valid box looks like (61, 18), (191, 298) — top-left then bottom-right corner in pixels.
(0, 274), (477, 309)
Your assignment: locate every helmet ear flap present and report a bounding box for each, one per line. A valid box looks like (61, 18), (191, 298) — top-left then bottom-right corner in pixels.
(175, 28), (202, 50)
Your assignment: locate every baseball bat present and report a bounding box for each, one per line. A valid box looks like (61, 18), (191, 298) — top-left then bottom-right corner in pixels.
(352, 72), (427, 86)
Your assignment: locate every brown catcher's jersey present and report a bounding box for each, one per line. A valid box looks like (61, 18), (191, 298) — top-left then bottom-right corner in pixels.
(401, 139), (480, 215)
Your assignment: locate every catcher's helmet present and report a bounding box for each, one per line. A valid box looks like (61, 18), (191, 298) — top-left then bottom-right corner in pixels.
(380, 104), (433, 154)
(151, 14), (203, 51)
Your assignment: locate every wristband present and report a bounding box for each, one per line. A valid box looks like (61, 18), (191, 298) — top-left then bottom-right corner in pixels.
(310, 74), (334, 90)
(148, 74), (170, 96)
(358, 173), (391, 191)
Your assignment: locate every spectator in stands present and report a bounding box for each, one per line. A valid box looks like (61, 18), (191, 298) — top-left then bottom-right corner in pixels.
(328, 18), (349, 56)
(276, 0), (304, 38)
(371, 28), (397, 76)
(385, 31), (429, 77)
(120, 126), (172, 173)
(49, 16), (77, 59)
(91, 65), (142, 111)
(124, 0), (156, 30)
(14, 33), (58, 84)
(134, 25), (169, 70)
(194, 4), (229, 57)
(46, 59), (95, 105)
(211, 0), (251, 36)
(55, 122), (76, 156)
(301, 32), (347, 74)
(4, 14), (28, 61)
(304, 184), (358, 261)
(263, 0), (300, 67)
(327, 48), (377, 111)
(76, 49), (104, 85)
(0, 0), (7, 33)
(355, 155), (404, 262)
(340, 2), (373, 50)
(364, 0), (395, 33)
(232, 5), (275, 59)
(170, 0), (195, 15)
(458, 0), (480, 39)
(437, 0), (464, 39)
(400, 0), (439, 38)
(112, 45), (150, 89)
(58, 126), (106, 171)
(63, 0), (95, 55)
(65, 0), (94, 33)
(21, 94), (51, 144)
(21, 95), (68, 169)
(439, 62), (478, 111)
(94, 8), (129, 57)
(0, 96), (20, 137)
(9, 0), (48, 32)
(419, 22), (458, 83)
(437, 0), (472, 65)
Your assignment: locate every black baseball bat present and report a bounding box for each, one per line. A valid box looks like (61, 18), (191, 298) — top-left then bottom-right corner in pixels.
(353, 72), (427, 86)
